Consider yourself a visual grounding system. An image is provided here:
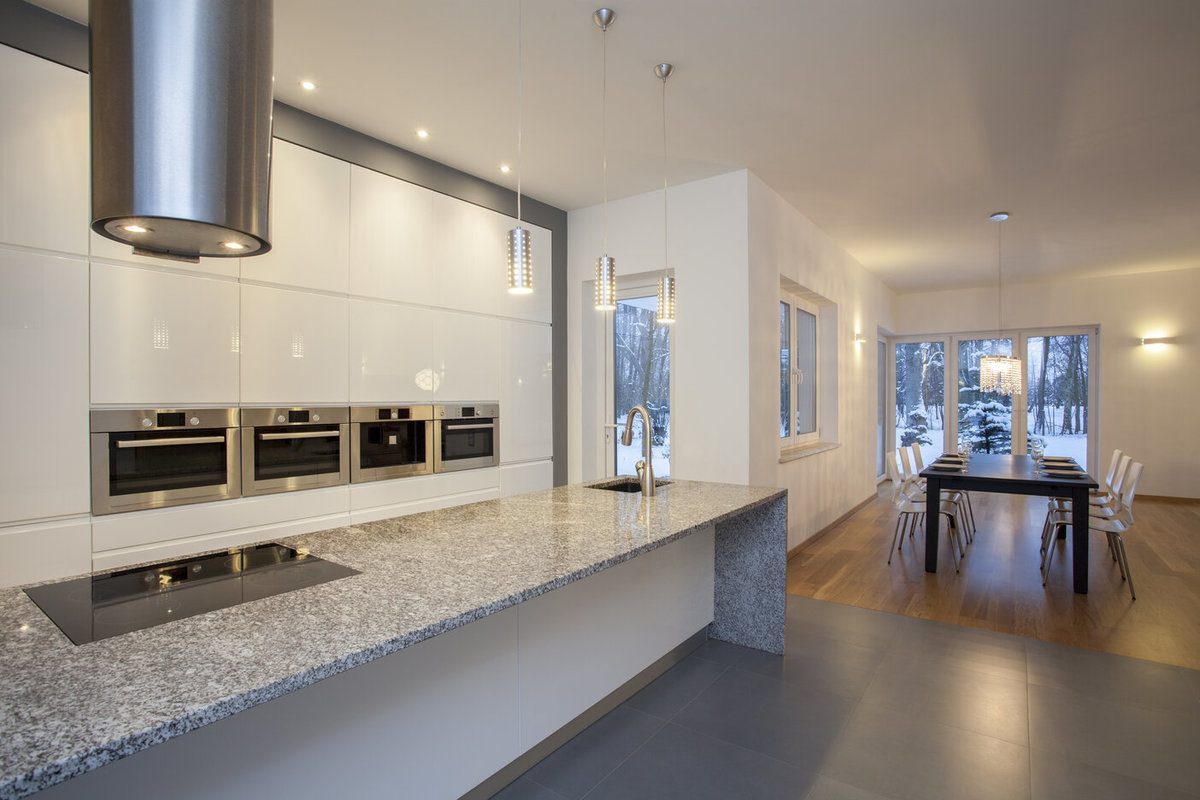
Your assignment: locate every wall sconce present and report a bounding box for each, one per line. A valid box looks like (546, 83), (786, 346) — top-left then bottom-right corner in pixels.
(1140, 336), (1175, 346)
(854, 333), (866, 345)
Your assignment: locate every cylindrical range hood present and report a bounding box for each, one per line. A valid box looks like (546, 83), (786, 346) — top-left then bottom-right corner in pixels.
(90, 0), (274, 260)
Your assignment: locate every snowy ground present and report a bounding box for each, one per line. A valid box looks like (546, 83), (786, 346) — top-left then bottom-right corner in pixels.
(615, 428), (670, 478)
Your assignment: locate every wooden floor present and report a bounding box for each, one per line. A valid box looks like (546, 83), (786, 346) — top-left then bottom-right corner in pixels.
(787, 485), (1200, 670)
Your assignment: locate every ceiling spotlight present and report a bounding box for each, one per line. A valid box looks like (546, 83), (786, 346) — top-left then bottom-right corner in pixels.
(299, 79), (316, 91)
(416, 129), (430, 140)
(500, 164), (511, 174)
(221, 241), (247, 251)
(989, 211), (1010, 222)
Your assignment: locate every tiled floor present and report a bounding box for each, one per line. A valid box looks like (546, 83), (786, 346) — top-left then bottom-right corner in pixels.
(492, 596), (1200, 800)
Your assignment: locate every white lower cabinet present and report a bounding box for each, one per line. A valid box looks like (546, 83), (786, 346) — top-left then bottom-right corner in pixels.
(348, 299), (436, 403)
(433, 309), (500, 402)
(349, 469), (500, 525)
(0, 249), (89, 524)
(500, 321), (553, 463)
(90, 263), (241, 405)
(499, 461), (554, 497)
(0, 518), (91, 589)
(239, 284), (349, 404)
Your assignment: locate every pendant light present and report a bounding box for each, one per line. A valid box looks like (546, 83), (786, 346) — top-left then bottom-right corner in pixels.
(506, 0), (533, 294)
(980, 211), (1022, 396)
(655, 63), (676, 324)
(593, 8), (617, 310)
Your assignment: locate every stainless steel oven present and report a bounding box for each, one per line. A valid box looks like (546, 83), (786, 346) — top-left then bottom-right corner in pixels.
(350, 405), (434, 483)
(434, 403), (499, 473)
(241, 408), (350, 497)
(90, 408), (241, 515)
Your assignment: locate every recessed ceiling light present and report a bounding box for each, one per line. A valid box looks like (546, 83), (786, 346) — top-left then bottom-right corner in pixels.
(989, 211), (1010, 222)
(122, 224), (149, 233)
(416, 129), (430, 140)
(221, 241), (246, 250)
(500, 164), (511, 174)
(299, 79), (317, 91)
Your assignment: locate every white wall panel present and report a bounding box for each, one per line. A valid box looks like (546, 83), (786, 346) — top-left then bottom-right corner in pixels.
(90, 263), (240, 405)
(0, 45), (88, 256)
(240, 284), (349, 404)
(499, 461), (553, 497)
(0, 518), (91, 589)
(434, 309), (500, 402)
(348, 299), (436, 403)
(0, 249), (89, 523)
(349, 166), (437, 305)
(500, 321), (553, 462)
(241, 139), (350, 293)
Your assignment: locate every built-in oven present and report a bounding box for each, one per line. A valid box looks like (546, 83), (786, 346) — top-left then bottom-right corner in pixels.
(433, 403), (499, 473)
(241, 408), (350, 497)
(350, 405), (434, 483)
(90, 408), (241, 515)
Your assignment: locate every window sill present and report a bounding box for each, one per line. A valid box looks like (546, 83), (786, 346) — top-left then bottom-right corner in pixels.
(779, 441), (841, 463)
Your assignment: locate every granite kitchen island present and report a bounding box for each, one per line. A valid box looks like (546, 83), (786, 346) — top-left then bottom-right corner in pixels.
(0, 479), (786, 800)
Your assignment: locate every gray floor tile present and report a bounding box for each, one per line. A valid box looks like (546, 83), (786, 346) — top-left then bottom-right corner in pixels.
(1030, 750), (1200, 800)
(490, 776), (569, 800)
(822, 701), (1031, 800)
(862, 650), (1029, 745)
(738, 637), (884, 698)
(1027, 683), (1200, 796)
(525, 705), (665, 799)
(885, 627), (1028, 682)
(624, 655), (728, 719)
(584, 722), (817, 800)
(690, 637), (758, 666)
(1026, 638), (1200, 714)
(672, 666), (856, 771)
(803, 775), (901, 800)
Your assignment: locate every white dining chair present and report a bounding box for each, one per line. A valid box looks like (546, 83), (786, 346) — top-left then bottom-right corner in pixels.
(912, 444), (976, 540)
(1042, 461), (1144, 600)
(885, 451), (963, 572)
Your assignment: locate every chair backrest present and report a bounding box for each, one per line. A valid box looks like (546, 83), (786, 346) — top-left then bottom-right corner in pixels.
(1120, 461), (1144, 512)
(911, 445), (926, 470)
(1110, 454), (1133, 495)
(1104, 449), (1123, 487)
(898, 447), (914, 480)
(885, 451), (906, 502)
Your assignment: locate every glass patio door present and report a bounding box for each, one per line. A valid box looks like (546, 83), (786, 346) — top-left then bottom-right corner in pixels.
(955, 337), (1016, 454)
(1021, 329), (1096, 471)
(894, 339), (948, 466)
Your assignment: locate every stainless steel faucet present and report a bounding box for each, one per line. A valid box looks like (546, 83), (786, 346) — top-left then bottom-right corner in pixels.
(621, 405), (656, 496)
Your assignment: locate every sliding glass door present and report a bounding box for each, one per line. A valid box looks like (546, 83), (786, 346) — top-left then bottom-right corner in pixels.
(956, 337), (1015, 454)
(1022, 330), (1095, 469)
(894, 339), (947, 466)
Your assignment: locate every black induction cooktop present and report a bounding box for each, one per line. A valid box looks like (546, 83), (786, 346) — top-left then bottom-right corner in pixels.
(24, 543), (359, 645)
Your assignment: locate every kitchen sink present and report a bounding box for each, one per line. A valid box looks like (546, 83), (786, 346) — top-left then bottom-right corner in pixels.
(587, 477), (671, 493)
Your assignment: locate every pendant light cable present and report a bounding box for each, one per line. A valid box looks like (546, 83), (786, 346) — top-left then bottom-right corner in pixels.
(996, 218), (1003, 331)
(516, 0), (522, 226)
(601, 21), (608, 253)
(505, 0), (533, 295)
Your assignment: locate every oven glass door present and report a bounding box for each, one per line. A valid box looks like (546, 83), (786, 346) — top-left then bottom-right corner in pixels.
(439, 420), (496, 463)
(359, 421), (427, 470)
(108, 430), (230, 496)
(254, 425), (342, 481)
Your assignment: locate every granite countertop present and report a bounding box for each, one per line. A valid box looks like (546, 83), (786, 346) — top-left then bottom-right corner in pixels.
(0, 479), (785, 799)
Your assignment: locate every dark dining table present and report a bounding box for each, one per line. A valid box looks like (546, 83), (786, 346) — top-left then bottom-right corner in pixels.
(920, 453), (1100, 593)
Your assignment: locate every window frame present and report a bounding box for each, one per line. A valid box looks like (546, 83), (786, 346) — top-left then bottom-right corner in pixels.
(780, 288), (821, 450)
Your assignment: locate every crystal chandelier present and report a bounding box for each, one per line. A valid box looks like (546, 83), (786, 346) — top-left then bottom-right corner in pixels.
(593, 8), (617, 311)
(655, 63), (676, 324)
(979, 212), (1022, 396)
(506, 0), (533, 294)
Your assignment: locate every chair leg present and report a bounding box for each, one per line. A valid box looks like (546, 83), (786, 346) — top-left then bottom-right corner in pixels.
(1115, 536), (1136, 601)
(1042, 522), (1062, 584)
(887, 514), (904, 564)
(964, 492), (977, 539)
(942, 512), (960, 573)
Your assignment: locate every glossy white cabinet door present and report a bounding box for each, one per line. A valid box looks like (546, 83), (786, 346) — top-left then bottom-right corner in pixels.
(0, 518), (91, 588)
(496, 222), (552, 325)
(90, 263), (240, 404)
(433, 310), (500, 402)
(0, 45), (89, 256)
(240, 284), (349, 404)
(434, 194), (509, 317)
(499, 461), (553, 497)
(349, 166), (437, 306)
(241, 139), (350, 293)
(348, 299), (436, 403)
(500, 321), (553, 462)
(0, 249), (89, 523)
(89, 231), (241, 278)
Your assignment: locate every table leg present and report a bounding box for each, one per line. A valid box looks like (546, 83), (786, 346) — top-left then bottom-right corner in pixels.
(924, 477), (941, 573)
(1071, 486), (1089, 594)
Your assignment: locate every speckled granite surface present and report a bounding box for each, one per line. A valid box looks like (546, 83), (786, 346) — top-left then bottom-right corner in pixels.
(0, 479), (785, 799)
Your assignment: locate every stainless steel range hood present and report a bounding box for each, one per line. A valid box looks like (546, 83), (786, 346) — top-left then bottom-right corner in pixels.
(90, 0), (274, 261)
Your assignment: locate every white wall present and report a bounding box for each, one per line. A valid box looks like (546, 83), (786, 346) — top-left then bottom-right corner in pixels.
(568, 171), (750, 484)
(0, 45), (555, 586)
(892, 267), (1200, 498)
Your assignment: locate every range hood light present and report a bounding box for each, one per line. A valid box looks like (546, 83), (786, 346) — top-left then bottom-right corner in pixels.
(122, 224), (149, 233)
(221, 241), (247, 251)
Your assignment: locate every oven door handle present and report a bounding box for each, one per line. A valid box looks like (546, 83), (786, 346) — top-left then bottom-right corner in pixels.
(258, 430), (342, 441)
(116, 435), (226, 448)
(444, 423), (495, 431)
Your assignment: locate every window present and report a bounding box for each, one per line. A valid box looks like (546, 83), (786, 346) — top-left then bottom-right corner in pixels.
(877, 339), (886, 478)
(611, 293), (671, 477)
(895, 340), (946, 468)
(957, 337), (1014, 454)
(780, 291), (820, 448)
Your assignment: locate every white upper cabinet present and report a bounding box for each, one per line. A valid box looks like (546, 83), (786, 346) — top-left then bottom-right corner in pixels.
(434, 194), (509, 317)
(349, 299), (437, 403)
(241, 139), (350, 293)
(240, 284), (349, 404)
(90, 263), (240, 404)
(0, 45), (88, 257)
(433, 310), (500, 402)
(0, 249), (89, 523)
(349, 166), (437, 306)
(499, 321), (553, 462)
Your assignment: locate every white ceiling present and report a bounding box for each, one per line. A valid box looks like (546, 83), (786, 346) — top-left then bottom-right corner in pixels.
(35, 0), (1200, 292)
